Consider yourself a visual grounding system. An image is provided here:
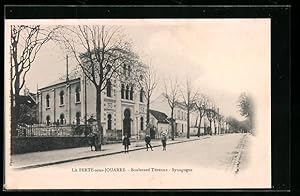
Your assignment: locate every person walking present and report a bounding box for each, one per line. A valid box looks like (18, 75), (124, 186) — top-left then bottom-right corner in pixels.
(123, 133), (131, 153)
(88, 132), (97, 151)
(161, 133), (167, 151)
(145, 134), (153, 151)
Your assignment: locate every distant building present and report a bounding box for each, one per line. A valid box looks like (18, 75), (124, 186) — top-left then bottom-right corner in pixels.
(151, 94), (198, 137)
(37, 66), (146, 139)
(149, 109), (170, 138)
(17, 88), (39, 125)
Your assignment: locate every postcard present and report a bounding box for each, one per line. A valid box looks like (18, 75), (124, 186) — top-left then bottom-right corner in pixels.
(4, 18), (271, 190)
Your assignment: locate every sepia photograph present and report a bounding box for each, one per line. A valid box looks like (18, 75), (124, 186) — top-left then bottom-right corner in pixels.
(4, 18), (271, 190)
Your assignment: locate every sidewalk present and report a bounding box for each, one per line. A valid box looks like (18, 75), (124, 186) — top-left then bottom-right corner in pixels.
(11, 136), (210, 170)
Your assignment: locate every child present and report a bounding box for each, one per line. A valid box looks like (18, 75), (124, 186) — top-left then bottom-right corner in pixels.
(123, 133), (130, 153)
(145, 134), (153, 151)
(161, 133), (167, 151)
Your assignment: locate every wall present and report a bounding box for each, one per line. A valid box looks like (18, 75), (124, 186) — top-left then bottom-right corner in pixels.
(11, 136), (89, 154)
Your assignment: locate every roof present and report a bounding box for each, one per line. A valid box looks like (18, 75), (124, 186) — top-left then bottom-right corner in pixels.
(39, 68), (82, 90)
(149, 109), (169, 124)
(39, 77), (80, 91)
(18, 95), (37, 106)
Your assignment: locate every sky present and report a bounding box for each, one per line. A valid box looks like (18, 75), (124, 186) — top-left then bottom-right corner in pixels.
(11, 19), (270, 121)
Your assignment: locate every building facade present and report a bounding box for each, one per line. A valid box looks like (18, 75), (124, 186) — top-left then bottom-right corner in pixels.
(149, 109), (170, 138)
(38, 70), (147, 139)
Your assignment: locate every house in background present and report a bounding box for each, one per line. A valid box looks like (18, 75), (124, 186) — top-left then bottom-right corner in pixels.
(17, 88), (39, 125)
(149, 109), (170, 139)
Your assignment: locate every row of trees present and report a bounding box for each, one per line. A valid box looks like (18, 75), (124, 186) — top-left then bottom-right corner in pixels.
(162, 77), (255, 139)
(162, 76), (228, 140)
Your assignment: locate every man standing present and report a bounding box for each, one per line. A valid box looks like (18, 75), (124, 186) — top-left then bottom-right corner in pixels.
(145, 134), (153, 151)
(161, 133), (167, 151)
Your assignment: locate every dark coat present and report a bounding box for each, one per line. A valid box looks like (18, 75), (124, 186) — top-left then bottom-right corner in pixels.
(145, 136), (151, 144)
(161, 136), (167, 146)
(123, 136), (131, 146)
(88, 133), (97, 145)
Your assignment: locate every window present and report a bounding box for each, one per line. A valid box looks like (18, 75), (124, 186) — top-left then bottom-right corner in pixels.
(107, 114), (112, 130)
(140, 117), (144, 131)
(126, 85), (129, 99)
(60, 114), (65, 125)
(46, 115), (50, 126)
(76, 112), (81, 125)
(46, 94), (50, 108)
(59, 91), (64, 105)
(130, 86), (134, 100)
(123, 64), (127, 75)
(107, 79), (112, 97)
(121, 84), (125, 99)
(128, 65), (131, 76)
(75, 86), (80, 102)
(140, 88), (144, 102)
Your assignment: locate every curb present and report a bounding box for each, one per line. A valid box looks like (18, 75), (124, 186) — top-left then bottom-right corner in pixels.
(15, 136), (210, 170)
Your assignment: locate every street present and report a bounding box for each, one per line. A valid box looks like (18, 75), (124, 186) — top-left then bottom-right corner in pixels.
(20, 133), (248, 171)
(10, 133), (256, 189)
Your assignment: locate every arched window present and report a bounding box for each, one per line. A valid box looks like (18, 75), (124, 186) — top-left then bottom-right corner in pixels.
(130, 86), (134, 100)
(128, 65), (131, 76)
(140, 117), (144, 131)
(76, 112), (81, 125)
(106, 79), (112, 97)
(46, 115), (50, 126)
(75, 86), (80, 102)
(123, 64), (127, 75)
(126, 85), (129, 99)
(121, 84), (125, 99)
(140, 88), (144, 102)
(46, 94), (50, 108)
(107, 114), (112, 130)
(59, 91), (64, 105)
(60, 114), (65, 125)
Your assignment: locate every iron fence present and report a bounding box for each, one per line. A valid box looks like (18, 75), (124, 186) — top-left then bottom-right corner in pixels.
(16, 124), (90, 137)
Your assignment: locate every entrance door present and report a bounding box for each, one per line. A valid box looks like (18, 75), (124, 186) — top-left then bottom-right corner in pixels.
(123, 109), (131, 137)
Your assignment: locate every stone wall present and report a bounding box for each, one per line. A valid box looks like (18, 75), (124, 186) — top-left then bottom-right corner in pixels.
(11, 136), (89, 154)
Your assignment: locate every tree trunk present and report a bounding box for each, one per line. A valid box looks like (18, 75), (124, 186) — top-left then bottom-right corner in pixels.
(96, 88), (102, 151)
(12, 49), (20, 136)
(171, 107), (174, 140)
(146, 96), (150, 126)
(213, 120), (217, 135)
(197, 115), (202, 137)
(187, 109), (190, 139)
(209, 121), (212, 135)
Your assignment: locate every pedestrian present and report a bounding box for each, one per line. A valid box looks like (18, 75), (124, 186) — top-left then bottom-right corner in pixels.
(123, 133), (130, 153)
(88, 132), (97, 151)
(161, 133), (167, 151)
(145, 134), (153, 151)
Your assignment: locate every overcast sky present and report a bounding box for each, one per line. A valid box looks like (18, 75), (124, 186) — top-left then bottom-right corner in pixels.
(16, 19), (270, 121)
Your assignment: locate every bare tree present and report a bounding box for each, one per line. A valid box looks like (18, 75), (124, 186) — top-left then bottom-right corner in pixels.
(205, 104), (216, 136)
(162, 76), (180, 140)
(10, 25), (58, 136)
(181, 78), (197, 139)
(194, 93), (209, 137)
(57, 25), (141, 151)
(137, 62), (158, 127)
(216, 113), (224, 134)
(237, 92), (255, 131)
(212, 107), (219, 135)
